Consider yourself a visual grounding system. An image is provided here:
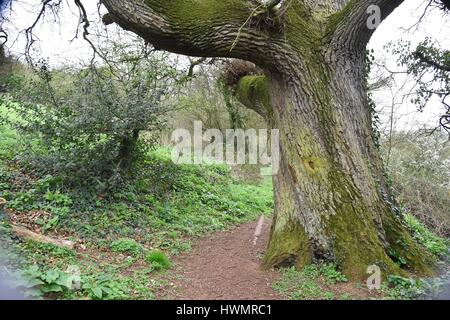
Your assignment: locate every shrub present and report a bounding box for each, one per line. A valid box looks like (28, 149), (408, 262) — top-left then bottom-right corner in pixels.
(2, 41), (183, 191)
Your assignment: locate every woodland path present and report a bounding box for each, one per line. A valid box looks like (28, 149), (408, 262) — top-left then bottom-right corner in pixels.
(158, 219), (283, 300)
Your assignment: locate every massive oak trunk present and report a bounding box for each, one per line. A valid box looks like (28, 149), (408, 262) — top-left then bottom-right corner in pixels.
(101, 0), (435, 279)
(259, 56), (433, 279)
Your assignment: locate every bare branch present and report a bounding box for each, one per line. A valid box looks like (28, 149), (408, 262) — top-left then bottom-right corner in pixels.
(24, 0), (54, 64)
(187, 57), (208, 77)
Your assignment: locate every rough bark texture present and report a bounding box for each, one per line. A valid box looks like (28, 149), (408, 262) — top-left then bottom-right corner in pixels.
(101, 0), (435, 279)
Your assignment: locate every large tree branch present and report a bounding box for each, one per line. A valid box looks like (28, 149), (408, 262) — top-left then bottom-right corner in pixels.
(234, 75), (272, 121)
(329, 0), (404, 54)
(100, 0), (276, 64)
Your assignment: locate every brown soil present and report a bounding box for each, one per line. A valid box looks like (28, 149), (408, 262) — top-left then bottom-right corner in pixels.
(158, 219), (283, 300)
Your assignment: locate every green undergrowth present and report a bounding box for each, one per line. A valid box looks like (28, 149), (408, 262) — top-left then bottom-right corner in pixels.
(273, 264), (349, 300)
(381, 275), (429, 300)
(404, 213), (448, 258)
(2, 113), (446, 300)
(0, 130), (274, 299)
(4, 240), (160, 300)
(1, 146), (273, 243)
(273, 255), (447, 300)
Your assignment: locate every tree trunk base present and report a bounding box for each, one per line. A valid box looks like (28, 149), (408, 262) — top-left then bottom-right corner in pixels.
(263, 200), (436, 281)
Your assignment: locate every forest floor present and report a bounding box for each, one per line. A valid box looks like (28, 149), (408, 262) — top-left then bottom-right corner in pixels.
(157, 219), (281, 300)
(156, 219), (380, 300)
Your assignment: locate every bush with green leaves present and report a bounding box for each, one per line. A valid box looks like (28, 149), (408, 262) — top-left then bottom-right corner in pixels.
(1, 41), (183, 190)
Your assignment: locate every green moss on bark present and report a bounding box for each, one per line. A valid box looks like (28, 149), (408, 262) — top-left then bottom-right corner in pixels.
(324, 170), (403, 280)
(236, 76), (268, 103)
(263, 220), (312, 269)
(235, 75), (272, 119)
(145, 0), (250, 24)
(382, 212), (436, 275)
(324, 167), (435, 280)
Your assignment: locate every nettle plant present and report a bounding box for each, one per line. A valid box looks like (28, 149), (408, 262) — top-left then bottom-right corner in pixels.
(3, 39), (184, 188)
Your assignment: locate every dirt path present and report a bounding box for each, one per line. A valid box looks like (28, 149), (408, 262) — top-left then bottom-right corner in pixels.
(159, 218), (283, 300)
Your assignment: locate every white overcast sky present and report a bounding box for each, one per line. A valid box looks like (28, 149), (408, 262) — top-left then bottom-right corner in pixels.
(2, 0), (450, 131)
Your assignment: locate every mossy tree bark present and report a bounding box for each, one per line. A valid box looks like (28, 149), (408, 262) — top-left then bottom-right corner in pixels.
(102, 0), (435, 279)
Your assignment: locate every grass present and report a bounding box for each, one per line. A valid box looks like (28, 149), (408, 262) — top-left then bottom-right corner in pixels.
(145, 250), (171, 271)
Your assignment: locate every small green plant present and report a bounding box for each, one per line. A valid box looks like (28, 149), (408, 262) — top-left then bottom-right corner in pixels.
(81, 274), (127, 300)
(302, 264), (321, 278)
(7, 191), (38, 211)
(324, 291), (335, 300)
(110, 238), (143, 256)
(383, 275), (426, 300)
(319, 263), (348, 285)
(12, 265), (75, 298)
(145, 250), (171, 271)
